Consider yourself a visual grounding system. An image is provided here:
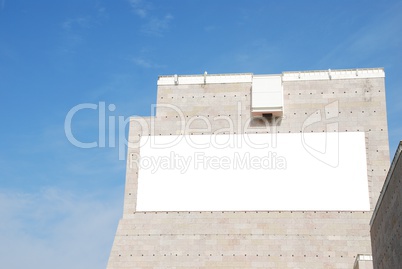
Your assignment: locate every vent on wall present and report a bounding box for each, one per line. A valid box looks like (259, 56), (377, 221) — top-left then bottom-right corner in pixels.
(251, 75), (283, 117)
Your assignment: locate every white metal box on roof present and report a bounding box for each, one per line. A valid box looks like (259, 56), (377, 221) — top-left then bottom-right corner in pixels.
(251, 75), (284, 116)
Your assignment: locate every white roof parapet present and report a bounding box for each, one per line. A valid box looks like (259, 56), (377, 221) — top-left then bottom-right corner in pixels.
(283, 68), (384, 81)
(158, 73), (253, 85)
(158, 68), (385, 86)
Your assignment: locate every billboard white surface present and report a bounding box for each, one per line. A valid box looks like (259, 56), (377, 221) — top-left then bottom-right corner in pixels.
(135, 132), (369, 211)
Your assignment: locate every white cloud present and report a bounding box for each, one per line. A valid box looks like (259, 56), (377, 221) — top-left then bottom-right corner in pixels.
(62, 17), (91, 31)
(317, 2), (402, 68)
(96, 5), (109, 20)
(58, 5), (108, 55)
(128, 0), (151, 18)
(128, 0), (173, 36)
(132, 57), (165, 69)
(132, 58), (153, 68)
(141, 13), (174, 36)
(0, 187), (123, 269)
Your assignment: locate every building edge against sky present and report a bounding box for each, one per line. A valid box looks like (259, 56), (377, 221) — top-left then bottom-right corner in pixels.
(107, 68), (390, 268)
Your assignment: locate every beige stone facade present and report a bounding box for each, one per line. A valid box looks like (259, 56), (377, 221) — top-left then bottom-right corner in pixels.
(107, 68), (390, 268)
(370, 141), (402, 269)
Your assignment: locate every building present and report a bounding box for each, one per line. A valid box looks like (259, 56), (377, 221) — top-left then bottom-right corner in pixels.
(370, 141), (402, 269)
(107, 68), (390, 268)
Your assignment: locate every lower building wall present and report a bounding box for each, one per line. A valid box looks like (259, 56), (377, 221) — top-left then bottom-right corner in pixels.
(370, 142), (402, 269)
(108, 211), (372, 268)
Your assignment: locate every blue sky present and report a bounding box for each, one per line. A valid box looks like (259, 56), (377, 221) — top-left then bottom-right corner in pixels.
(0, 0), (401, 268)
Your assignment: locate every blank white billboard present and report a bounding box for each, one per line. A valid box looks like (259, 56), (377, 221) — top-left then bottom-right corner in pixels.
(135, 132), (369, 211)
